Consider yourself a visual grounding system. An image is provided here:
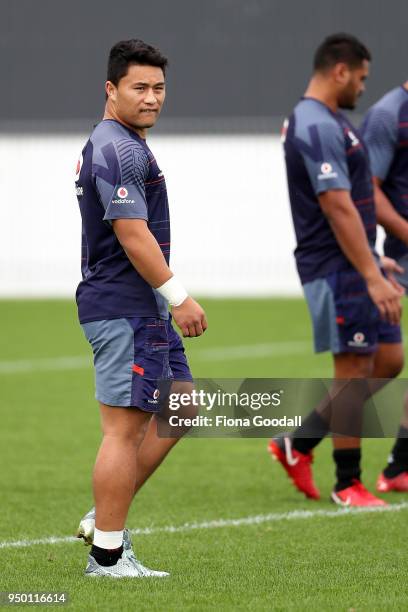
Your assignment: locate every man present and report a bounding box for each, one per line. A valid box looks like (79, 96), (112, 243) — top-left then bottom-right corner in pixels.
(74, 39), (207, 578)
(269, 33), (404, 505)
(361, 82), (408, 492)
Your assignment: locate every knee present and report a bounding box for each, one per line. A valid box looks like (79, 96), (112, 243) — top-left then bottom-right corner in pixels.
(102, 421), (149, 446)
(376, 346), (404, 379)
(102, 430), (142, 446)
(384, 356), (404, 379)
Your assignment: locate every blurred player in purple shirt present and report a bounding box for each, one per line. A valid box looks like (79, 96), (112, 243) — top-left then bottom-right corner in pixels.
(362, 83), (408, 493)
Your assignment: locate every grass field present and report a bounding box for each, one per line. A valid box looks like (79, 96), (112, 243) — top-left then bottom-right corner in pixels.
(1, 298), (408, 611)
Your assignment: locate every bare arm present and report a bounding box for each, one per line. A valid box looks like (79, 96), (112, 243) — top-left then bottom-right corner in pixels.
(319, 189), (380, 279)
(113, 218), (173, 287)
(112, 218), (207, 337)
(318, 189), (401, 324)
(373, 177), (408, 244)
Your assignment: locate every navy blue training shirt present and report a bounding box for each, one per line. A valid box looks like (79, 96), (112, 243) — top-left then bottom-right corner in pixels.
(75, 119), (170, 323)
(283, 97), (376, 284)
(361, 85), (408, 260)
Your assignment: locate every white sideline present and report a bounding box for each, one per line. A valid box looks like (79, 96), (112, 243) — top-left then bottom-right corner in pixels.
(0, 341), (311, 374)
(2, 502), (408, 550)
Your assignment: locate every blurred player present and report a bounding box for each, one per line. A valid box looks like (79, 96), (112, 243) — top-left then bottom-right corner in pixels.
(74, 39), (207, 577)
(270, 33), (404, 506)
(362, 82), (408, 492)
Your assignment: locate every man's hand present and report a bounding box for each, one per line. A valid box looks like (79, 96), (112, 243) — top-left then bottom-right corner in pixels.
(366, 272), (403, 325)
(380, 255), (404, 276)
(171, 297), (208, 337)
(380, 256), (405, 295)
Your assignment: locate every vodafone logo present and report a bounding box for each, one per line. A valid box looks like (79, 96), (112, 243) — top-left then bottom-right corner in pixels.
(348, 331), (368, 348)
(320, 162), (332, 175)
(318, 161), (338, 181)
(147, 388), (161, 405)
(112, 185), (135, 204)
(117, 186), (128, 198)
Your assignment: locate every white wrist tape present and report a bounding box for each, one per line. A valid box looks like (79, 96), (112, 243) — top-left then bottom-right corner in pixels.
(156, 276), (188, 306)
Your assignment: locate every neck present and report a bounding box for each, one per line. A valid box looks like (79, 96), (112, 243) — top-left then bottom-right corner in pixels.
(403, 81), (408, 92)
(304, 75), (338, 112)
(103, 106), (147, 139)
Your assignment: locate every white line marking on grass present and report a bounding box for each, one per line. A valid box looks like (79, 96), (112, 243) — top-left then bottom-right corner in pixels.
(192, 341), (311, 361)
(2, 502), (408, 550)
(0, 341), (311, 374)
(3, 337), (408, 374)
(0, 535), (78, 549)
(0, 356), (90, 374)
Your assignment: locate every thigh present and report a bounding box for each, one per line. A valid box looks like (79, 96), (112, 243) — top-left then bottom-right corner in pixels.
(303, 277), (339, 353)
(303, 269), (388, 356)
(330, 269), (382, 356)
(82, 317), (174, 412)
(81, 318), (136, 408)
(127, 317), (174, 412)
(333, 351), (375, 378)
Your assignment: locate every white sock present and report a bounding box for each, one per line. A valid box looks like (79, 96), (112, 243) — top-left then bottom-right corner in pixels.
(93, 527), (124, 550)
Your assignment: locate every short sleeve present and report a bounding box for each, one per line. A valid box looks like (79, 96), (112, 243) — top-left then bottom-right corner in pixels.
(300, 122), (351, 195)
(361, 107), (397, 181)
(94, 140), (149, 223)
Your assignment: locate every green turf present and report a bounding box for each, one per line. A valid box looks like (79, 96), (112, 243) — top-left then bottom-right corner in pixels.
(1, 298), (408, 611)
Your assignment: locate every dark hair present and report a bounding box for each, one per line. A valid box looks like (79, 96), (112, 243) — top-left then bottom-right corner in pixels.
(107, 39), (168, 85)
(314, 33), (371, 72)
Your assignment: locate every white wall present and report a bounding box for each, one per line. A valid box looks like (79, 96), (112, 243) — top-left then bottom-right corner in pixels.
(0, 133), (302, 297)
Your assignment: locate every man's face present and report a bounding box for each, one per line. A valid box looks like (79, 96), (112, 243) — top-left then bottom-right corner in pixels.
(106, 64), (166, 130)
(337, 59), (370, 110)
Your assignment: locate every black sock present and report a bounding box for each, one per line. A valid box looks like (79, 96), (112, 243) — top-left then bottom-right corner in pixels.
(292, 410), (330, 455)
(91, 544), (123, 567)
(384, 426), (408, 478)
(333, 448), (361, 491)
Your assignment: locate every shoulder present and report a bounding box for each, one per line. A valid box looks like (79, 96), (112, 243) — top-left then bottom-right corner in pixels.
(294, 99), (339, 125)
(90, 120), (126, 148)
(289, 101), (344, 160)
(293, 99), (342, 141)
(91, 122), (145, 154)
(91, 122), (149, 173)
(375, 86), (406, 112)
(364, 87), (405, 126)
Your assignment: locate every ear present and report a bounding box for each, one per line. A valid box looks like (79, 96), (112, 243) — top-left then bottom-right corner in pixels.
(105, 81), (117, 101)
(332, 62), (350, 84)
